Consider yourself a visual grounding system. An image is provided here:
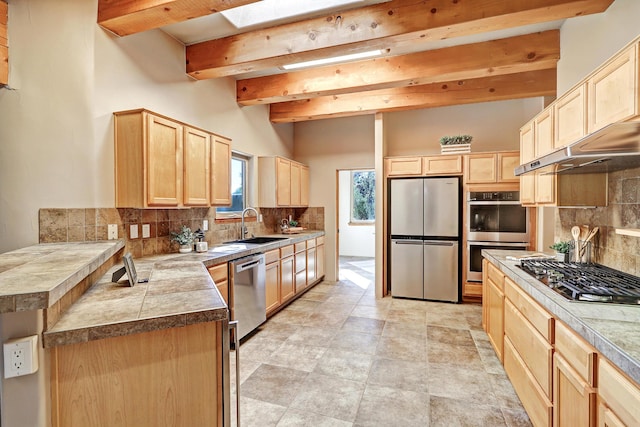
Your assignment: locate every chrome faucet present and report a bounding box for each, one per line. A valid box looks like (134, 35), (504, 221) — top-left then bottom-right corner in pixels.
(241, 207), (259, 239)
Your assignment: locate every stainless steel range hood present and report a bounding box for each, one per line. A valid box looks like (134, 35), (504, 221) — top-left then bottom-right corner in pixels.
(515, 121), (640, 176)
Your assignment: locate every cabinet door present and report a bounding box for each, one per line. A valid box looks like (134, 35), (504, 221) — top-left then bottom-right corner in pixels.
(295, 251), (307, 292)
(588, 45), (638, 133)
(423, 155), (463, 175)
(520, 122), (536, 205)
(265, 261), (280, 315)
(307, 246), (316, 285)
(290, 162), (301, 206)
(385, 157), (422, 176)
(599, 358), (640, 427)
(553, 353), (597, 427)
(280, 255), (295, 302)
(497, 152), (520, 183)
(211, 135), (231, 206)
(599, 403), (626, 427)
(276, 158), (291, 206)
(487, 277), (504, 362)
(554, 83), (587, 149)
(300, 165), (309, 206)
(482, 259), (489, 331)
(146, 114), (183, 206)
(535, 107), (554, 156)
(183, 127), (210, 206)
(465, 154), (497, 183)
(316, 243), (325, 279)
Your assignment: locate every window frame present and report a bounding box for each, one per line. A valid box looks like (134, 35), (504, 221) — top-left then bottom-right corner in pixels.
(215, 152), (250, 219)
(349, 169), (376, 225)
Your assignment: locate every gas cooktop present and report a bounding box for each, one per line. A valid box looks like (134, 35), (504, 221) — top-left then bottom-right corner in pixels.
(518, 260), (640, 305)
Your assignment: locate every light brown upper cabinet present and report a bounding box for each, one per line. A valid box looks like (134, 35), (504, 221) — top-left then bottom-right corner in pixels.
(114, 109), (231, 208)
(385, 155), (463, 177)
(533, 107), (556, 205)
(385, 157), (422, 176)
(588, 42), (639, 133)
(554, 83), (587, 149)
(464, 151), (519, 184)
(210, 135), (231, 206)
(258, 156), (310, 207)
(183, 126), (210, 206)
(519, 121), (536, 205)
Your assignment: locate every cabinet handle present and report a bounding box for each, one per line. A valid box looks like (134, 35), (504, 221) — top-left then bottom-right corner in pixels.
(229, 320), (240, 427)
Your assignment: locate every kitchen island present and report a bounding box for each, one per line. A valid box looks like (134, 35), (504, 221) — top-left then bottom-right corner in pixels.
(482, 249), (640, 426)
(0, 231), (324, 427)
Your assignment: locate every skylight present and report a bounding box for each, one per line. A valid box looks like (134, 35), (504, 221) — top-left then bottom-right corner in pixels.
(220, 0), (368, 29)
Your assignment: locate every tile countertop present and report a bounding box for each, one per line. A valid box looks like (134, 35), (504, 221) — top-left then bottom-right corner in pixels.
(483, 249), (640, 386)
(0, 240), (125, 313)
(43, 231), (325, 348)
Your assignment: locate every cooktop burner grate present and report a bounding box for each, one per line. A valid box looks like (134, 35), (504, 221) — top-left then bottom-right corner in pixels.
(518, 260), (640, 304)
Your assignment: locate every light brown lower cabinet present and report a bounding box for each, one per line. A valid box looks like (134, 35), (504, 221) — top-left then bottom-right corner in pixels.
(208, 263), (229, 305)
(265, 249), (281, 315)
(280, 246), (296, 303)
(553, 353), (596, 427)
(485, 261), (505, 362)
(50, 321), (223, 427)
(504, 337), (553, 427)
(294, 241), (307, 292)
(598, 357), (640, 427)
(316, 241), (325, 279)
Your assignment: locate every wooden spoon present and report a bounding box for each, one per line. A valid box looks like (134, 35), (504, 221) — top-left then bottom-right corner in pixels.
(579, 227), (599, 260)
(571, 226), (581, 262)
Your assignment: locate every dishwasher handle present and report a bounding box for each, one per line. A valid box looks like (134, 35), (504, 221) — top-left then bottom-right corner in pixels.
(234, 257), (263, 273)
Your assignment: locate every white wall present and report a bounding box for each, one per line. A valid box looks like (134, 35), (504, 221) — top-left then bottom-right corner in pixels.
(0, 1), (293, 426)
(338, 170), (375, 257)
(384, 98), (544, 156)
(557, 0), (640, 94)
(294, 115), (375, 281)
(0, 0), (294, 255)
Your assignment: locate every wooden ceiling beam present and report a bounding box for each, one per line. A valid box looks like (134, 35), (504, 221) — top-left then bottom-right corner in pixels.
(97, 0), (259, 36)
(187, 0), (613, 79)
(269, 68), (557, 123)
(237, 30), (559, 105)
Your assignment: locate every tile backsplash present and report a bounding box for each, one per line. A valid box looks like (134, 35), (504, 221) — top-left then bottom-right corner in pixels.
(40, 207), (324, 258)
(555, 166), (640, 275)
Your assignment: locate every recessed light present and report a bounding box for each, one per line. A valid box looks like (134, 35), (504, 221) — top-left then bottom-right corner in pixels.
(282, 49), (385, 70)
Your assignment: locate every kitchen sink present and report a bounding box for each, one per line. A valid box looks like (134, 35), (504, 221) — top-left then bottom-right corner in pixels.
(228, 236), (289, 244)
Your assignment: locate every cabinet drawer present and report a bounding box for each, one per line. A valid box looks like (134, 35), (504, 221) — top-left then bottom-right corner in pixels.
(316, 236), (325, 245)
(306, 238), (316, 249)
(280, 245), (294, 258)
(265, 249), (280, 265)
(487, 262), (505, 291)
(294, 241), (306, 253)
(555, 320), (597, 386)
(208, 263), (228, 284)
(504, 337), (553, 427)
(504, 277), (554, 341)
(599, 357), (640, 427)
(505, 300), (553, 398)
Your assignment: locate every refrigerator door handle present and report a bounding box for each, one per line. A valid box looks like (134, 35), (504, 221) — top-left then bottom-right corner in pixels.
(423, 241), (457, 246)
(393, 240), (423, 244)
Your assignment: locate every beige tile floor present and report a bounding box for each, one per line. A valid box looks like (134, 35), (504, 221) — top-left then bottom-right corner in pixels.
(230, 257), (532, 427)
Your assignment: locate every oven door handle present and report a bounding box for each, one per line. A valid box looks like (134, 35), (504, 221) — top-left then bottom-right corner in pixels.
(468, 241), (528, 247)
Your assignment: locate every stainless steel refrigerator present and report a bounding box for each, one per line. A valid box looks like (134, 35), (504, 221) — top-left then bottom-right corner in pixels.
(390, 177), (460, 302)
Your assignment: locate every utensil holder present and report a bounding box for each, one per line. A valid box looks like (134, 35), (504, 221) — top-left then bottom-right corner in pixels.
(569, 240), (591, 263)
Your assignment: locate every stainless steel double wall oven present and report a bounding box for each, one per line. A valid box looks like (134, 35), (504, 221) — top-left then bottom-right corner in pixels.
(466, 191), (529, 282)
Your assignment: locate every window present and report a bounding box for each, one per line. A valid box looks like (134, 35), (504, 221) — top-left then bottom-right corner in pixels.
(350, 170), (375, 223)
(216, 153), (248, 217)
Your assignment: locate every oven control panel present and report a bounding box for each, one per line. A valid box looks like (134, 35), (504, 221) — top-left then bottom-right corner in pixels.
(468, 191), (520, 201)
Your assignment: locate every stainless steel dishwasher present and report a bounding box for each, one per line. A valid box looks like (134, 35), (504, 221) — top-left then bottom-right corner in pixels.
(230, 253), (266, 340)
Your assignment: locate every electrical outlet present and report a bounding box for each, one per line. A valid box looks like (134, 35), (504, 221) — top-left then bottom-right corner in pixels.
(129, 224), (139, 239)
(202, 220), (209, 231)
(108, 224), (118, 240)
(4, 335), (38, 378)
(142, 224), (150, 238)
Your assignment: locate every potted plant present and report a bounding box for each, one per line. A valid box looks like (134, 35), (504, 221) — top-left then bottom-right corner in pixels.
(171, 225), (195, 253)
(439, 134), (473, 154)
(549, 241), (570, 262)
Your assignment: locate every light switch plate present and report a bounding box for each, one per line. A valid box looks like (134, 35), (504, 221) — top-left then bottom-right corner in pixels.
(142, 224), (150, 238)
(203, 220), (209, 231)
(108, 224), (118, 240)
(129, 224), (139, 239)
